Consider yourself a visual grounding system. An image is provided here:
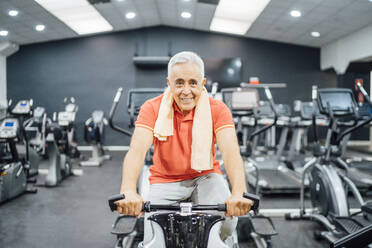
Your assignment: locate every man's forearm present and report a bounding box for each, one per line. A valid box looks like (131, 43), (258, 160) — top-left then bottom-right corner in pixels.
(224, 150), (247, 196)
(120, 149), (146, 193)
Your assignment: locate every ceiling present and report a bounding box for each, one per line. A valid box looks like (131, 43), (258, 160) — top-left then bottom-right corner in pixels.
(1, 0), (372, 48)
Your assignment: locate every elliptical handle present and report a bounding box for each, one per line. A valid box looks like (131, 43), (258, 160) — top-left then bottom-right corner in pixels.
(109, 88), (133, 137)
(243, 192), (260, 213)
(108, 193), (125, 212)
(114, 88), (123, 103)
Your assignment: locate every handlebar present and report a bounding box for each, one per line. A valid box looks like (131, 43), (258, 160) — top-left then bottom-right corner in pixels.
(356, 82), (372, 106)
(108, 88), (133, 137)
(108, 192), (260, 214)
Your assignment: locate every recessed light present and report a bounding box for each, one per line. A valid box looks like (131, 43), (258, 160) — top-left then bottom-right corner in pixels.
(8, 10), (19, 17)
(0, 30), (9, 36)
(311, 31), (320, 37)
(125, 12), (136, 19)
(35, 24), (45, 31)
(181, 12), (192, 19)
(290, 10), (302, 17)
(117, 0), (125, 1)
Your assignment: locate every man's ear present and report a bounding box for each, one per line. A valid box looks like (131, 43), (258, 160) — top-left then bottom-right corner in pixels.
(166, 77), (170, 87)
(201, 78), (207, 86)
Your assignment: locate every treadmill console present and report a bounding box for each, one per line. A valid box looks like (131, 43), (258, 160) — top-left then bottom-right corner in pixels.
(12, 100), (31, 115)
(58, 111), (75, 126)
(317, 89), (356, 116)
(92, 110), (104, 124)
(0, 118), (19, 139)
(231, 89), (259, 111)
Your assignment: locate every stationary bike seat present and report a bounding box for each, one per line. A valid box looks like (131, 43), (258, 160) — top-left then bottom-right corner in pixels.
(362, 201), (372, 214)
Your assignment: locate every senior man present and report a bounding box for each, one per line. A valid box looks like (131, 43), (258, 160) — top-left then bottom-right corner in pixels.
(116, 51), (253, 245)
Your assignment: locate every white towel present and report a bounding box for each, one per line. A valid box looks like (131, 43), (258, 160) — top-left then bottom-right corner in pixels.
(154, 87), (213, 172)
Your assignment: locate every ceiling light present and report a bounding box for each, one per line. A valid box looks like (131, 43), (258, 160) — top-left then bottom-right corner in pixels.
(8, 10), (19, 17)
(210, 0), (271, 35)
(290, 10), (302, 17)
(125, 12), (136, 19)
(181, 12), (192, 19)
(34, 0), (113, 35)
(0, 30), (9, 37)
(35, 24), (45, 31)
(210, 18), (251, 35)
(311, 31), (320, 37)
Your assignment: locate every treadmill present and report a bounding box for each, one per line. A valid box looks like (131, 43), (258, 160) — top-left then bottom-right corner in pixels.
(225, 86), (303, 195)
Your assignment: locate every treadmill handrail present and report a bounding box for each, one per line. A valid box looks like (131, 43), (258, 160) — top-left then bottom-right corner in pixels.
(249, 87), (278, 139)
(109, 88), (133, 137)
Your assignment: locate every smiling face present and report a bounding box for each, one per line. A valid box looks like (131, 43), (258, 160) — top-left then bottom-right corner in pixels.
(167, 62), (206, 115)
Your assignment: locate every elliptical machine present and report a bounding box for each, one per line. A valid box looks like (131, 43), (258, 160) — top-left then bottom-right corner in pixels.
(80, 110), (111, 166)
(57, 97), (80, 159)
(0, 118), (37, 203)
(285, 86), (372, 244)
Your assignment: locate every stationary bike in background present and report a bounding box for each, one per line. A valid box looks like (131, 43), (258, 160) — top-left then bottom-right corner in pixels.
(80, 110), (111, 166)
(285, 86), (372, 244)
(57, 97), (80, 159)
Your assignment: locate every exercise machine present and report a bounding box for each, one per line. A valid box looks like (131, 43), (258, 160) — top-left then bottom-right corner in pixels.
(285, 86), (372, 244)
(80, 110), (111, 166)
(0, 118), (37, 203)
(57, 97), (80, 158)
(108, 192), (260, 248)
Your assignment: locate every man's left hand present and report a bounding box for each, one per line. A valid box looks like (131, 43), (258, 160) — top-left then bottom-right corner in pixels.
(225, 194), (253, 217)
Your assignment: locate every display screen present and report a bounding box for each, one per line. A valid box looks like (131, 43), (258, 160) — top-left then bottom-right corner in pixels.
(319, 92), (354, 112)
(5, 122), (14, 127)
(231, 91), (258, 110)
(20, 103), (27, 107)
(204, 57), (243, 89)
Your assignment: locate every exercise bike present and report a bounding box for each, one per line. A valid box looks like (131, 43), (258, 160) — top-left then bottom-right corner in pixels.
(80, 110), (111, 166)
(108, 192), (260, 248)
(285, 86), (372, 244)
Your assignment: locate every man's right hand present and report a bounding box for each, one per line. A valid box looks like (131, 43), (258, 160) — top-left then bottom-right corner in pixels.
(115, 191), (143, 218)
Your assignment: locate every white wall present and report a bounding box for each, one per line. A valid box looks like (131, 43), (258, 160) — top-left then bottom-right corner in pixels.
(321, 24), (372, 74)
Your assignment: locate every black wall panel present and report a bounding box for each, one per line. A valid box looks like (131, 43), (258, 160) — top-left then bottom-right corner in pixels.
(7, 26), (337, 145)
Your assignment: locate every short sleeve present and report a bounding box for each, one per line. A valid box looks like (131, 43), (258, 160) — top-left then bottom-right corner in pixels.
(135, 100), (156, 132)
(213, 101), (235, 134)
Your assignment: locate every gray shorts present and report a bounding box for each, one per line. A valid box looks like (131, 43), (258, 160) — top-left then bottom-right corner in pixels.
(143, 173), (238, 244)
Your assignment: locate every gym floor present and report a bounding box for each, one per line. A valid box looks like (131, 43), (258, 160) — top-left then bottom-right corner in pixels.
(2, 151), (370, 248)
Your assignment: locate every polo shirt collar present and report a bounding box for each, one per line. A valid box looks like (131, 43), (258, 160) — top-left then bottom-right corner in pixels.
(173, 101), (194, 120)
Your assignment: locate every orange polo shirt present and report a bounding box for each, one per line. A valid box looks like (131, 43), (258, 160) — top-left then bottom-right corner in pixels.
(135, 94), (234, 184)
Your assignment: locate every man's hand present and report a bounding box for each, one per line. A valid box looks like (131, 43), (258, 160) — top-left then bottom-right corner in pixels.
(225, 194), (253, 217)
(115, 191), (143, 218)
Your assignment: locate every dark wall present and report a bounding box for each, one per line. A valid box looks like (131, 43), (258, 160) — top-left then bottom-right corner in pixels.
(7, 26), (337, 145)
(337, 62), (372, 140)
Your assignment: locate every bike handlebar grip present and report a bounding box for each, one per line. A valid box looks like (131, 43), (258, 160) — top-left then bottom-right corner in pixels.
(114, 88), (123, 103)
(243, 192), (260, 212)
(108, 194), (125, 212)
(218, 204), (227, 212)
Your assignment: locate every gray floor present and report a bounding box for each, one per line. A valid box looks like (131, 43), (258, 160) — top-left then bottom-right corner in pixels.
(0, 151), (370, 248)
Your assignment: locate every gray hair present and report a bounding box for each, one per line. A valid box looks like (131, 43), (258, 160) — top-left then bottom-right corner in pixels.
(168, 51), (204, 79)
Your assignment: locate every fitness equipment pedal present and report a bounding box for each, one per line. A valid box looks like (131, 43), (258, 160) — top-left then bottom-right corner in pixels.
(111, 215), (138, 236)
(333, 217), (364, 234)
(249, 215), (278, 237)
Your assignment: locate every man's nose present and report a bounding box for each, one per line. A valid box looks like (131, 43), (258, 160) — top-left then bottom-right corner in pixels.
(182, 85), (191, 94)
